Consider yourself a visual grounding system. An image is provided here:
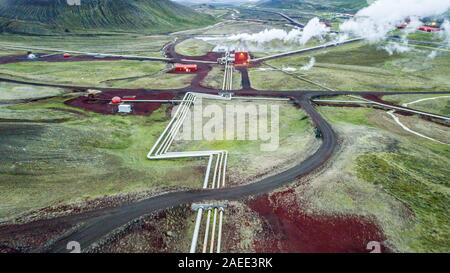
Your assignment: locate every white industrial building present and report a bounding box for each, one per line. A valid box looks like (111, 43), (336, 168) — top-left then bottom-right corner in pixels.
(118, 104), (132, 114)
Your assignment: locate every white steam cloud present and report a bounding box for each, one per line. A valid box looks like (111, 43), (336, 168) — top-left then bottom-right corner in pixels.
(226, 17), (329, 46)
(440, 20), (450, 44)
(300, 57), (316, 71)
(299, 17), (330, 45)
(282, 67), (297, 72)
(340, 0), (450, 42)
(227, 28), (303, 44)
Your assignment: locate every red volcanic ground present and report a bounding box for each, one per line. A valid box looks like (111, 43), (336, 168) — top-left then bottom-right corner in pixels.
(65, 91), (176, 116)
(0, 55), (27, 65)
(169, 63), (213, 90)
(40, 55), (124, 62)
(247, 189), (388, 253)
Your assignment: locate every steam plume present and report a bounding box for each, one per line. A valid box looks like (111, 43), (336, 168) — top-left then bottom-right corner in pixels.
(300, 57), (316, 71)
(340, 0), (450, 42)
(226, 17), (329, 46)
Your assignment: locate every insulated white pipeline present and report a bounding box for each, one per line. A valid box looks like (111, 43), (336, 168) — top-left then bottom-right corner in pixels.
(200, 152), (224, 253)
(228, 65), (233, 90)
(202, 155), (214, 189)
(221, 56), (234, 92)
(213, 153), (226, 253)
(190, 207), (203, 253)
(202, 209), (212, 253)
(205, 59), (234, 254)
(148, 93), (194, 157)
(156, 94), (195, 155)
(0, 44), (217, 64)
(150, 91), (275, 253)
(312, 99), (372, 104)
(216, 208), (224, 253)
(120, 99), (186, 103)
(0, 44), (172, 62)
(252, 38), (363, 62)
(158, 94), (194, 154)
(215, 153), (224, 189)
(222, 152), (228, 188)
(161, 96), (197, 154)
(147, 92), (230, 253)
(203, 153), (226, 254)
(151, 151), (219, 159)
(149, 91), (295, 252)
(222, 61), (227, 90)
(209, 208), (218, 253)
(211, 153), (222, 189)
(233, 96), (290, 101)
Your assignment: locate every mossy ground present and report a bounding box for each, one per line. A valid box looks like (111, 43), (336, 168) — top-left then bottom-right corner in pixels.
(0, 97), (206, 219)
(0, 34), (173, 57)
(251, 42), (450, 92)
(175, 39), (214, 57)
(0, 60), (193, 89)
(306, 106), (450, 252)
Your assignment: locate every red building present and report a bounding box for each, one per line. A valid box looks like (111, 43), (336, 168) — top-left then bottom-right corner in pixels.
(418, 26), (441, 32)
(111, 96), (122, 104)
(174, 64), (198, 73)
(234, 51), (249, 66)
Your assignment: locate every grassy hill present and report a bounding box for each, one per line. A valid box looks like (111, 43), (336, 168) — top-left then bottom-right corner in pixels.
(259, 0), (368, 13)
(0, 0), (216, 35)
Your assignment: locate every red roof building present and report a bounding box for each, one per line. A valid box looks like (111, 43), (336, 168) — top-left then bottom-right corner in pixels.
(418, 26), (441, 32)
(174, 64), (198, 73)
(111, 96), (122, 104)
(234, 51), (249, 66)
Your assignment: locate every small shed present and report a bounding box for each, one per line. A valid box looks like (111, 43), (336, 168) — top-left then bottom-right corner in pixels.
(27, 53), (37, 60)
(118, 104), (132, 114)
(234, 51), (249, 65)
(418, 26), (441, 32)
(174, 64), (198, 73)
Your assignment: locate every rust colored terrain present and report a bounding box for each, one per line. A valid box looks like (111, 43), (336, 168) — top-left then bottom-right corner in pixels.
(248, 189), (388, 253)
(65, 91), (175, 116)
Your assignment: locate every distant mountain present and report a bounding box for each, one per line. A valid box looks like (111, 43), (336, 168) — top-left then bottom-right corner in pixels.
(0, 0), (216, 35)
(259, 0), (368, 13)
(174, 0), (257, 4)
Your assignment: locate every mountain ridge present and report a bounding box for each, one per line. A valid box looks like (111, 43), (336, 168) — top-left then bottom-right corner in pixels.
(0, 0), (216, 35)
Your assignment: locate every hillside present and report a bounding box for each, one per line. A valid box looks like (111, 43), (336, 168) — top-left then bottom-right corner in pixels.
(259, 0), (368, 13)
(0, 0), (216, 35)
